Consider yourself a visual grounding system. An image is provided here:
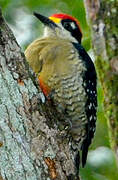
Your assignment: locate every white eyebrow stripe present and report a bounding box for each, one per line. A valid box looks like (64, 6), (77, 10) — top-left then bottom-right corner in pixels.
(70, 22), (76, 29)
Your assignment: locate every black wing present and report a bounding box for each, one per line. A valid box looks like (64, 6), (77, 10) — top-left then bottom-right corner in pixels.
(73, 42), (97, 167)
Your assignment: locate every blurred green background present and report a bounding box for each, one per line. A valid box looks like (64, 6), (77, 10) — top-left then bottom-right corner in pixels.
(1, 0), (118, 179)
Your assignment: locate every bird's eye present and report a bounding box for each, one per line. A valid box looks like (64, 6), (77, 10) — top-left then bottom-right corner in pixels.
(63, 22), (70, 29)
(61, 20), (72, 30)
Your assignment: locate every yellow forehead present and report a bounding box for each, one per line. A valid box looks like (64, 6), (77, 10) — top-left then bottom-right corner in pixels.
(49, 16), (61, 23)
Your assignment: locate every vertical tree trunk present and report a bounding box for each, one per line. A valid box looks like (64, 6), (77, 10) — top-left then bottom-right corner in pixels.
(0, 9), (80, 180)
(84, 0), (118, 163)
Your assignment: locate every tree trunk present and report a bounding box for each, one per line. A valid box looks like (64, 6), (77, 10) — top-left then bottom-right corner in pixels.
(0, 9), (80, 180)
(84, 0), (118, 163)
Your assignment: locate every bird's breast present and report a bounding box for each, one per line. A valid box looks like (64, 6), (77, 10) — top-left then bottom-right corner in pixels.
(38, 76), (51, 97)
(39, 69), (87, 140)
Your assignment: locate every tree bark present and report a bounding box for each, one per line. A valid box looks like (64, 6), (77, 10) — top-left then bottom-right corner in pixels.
(0, 9), (80, 180)
(84, 0), (118, 164)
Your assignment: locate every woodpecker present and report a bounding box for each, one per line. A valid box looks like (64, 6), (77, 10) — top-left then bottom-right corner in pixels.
(25, 12), (97, 168)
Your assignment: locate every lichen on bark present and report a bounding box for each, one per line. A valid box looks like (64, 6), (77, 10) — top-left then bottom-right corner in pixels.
(0, 8), (80, 180)
(84, 0), (118, 163)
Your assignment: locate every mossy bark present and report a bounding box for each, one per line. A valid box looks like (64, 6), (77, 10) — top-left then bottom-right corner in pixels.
(84, 0), (118, 163)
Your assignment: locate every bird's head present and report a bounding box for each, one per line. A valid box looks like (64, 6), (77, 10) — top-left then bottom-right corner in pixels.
(34, 12), (82, 44)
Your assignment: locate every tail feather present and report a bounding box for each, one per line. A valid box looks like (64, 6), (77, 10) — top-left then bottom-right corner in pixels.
(81, 139), (89, 167)
(75, 151), (80, 176)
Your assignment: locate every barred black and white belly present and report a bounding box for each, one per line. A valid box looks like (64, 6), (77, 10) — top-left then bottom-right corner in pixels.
(48, 70), (88, 148)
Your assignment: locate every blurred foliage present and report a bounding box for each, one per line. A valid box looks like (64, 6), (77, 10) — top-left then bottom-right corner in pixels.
(1, 0), (118, 179)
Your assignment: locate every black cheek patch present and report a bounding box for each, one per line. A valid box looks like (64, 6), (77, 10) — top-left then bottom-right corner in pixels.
(61, 19), (82, 44)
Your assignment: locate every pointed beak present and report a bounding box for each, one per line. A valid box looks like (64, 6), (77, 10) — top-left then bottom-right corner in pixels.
(33, 12), (58, 29)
